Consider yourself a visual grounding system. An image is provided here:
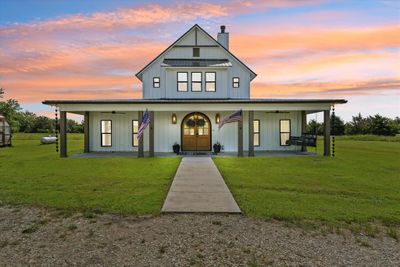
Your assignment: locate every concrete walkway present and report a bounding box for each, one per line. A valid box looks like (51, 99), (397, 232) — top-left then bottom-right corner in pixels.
(161, 157), (241, 213)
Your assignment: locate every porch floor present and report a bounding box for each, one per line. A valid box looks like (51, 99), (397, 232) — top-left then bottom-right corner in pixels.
(70, 150), (317, 158)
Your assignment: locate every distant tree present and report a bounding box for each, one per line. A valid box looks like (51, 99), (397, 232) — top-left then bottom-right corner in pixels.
(0, 98), (22, 132)
(67, 119), (84, 133)
(34, 116), (55, 133)
(19, 111), (37, 133)
(307, 119), (323, 135)
(368, 114), (397, 136)
(0, 88), (4, 98)
(331, 114), (345, 135)
(345, 113), (369, 135)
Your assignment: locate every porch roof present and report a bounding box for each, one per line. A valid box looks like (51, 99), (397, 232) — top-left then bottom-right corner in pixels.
(43, 98), (347, 105)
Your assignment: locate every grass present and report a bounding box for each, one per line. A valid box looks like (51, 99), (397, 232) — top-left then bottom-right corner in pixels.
(214, 137), (400, 225)
(0, 133), (181, 214)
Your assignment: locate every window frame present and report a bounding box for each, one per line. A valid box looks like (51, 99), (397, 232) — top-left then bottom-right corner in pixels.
(232, 77), (240, 88)
(279, 119), (291, 146)
(254, 119), (260, 147)
(205, 72), (216, 92)
(153, 77), (160, 88)
(177, 72), (189, 92)
(100, 120), (112, 147)
(132, 120), (139, 147)
(191, 72), (202, 92)
(193, 47), (200, 57)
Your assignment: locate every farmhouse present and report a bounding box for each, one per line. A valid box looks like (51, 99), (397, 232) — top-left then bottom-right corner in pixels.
(43, 24), (346, 157)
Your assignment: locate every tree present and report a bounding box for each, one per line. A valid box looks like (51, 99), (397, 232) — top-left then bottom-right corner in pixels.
(34, 116), (55, 133)
(331, 114), (345, 135)
(0, 98), (22, 132)
(345, 113), (369, 135)
(307, 119), (323, 135)
(0, 88), (4, 98)
(67, 119), (84, 133)
(368, 114), (397, 136)
(19, 111), (37, 133)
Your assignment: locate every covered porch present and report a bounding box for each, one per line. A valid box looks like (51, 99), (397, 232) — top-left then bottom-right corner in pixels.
(42, 99), (345, 158)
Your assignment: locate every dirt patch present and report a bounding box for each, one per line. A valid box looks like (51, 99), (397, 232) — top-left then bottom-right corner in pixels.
(0, 206), (399, 266)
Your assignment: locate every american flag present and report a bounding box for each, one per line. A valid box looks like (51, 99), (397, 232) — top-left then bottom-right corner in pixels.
(137, 109), (150, 140)
(219, 110), (242, 130)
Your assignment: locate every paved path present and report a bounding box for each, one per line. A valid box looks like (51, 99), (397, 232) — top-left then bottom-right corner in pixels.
(161, 157), (241, 213)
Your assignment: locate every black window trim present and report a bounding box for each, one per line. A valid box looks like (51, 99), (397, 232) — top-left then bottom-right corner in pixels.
(191, 72), (202, 92)
(177, 71), (189, 92)
(132, 120), (139, 147)
(232, 77), (240, 88)
(153, 77), (160, 88)
(100, 120), (112, 147)
(279, 119), (291, 147)
(205, 71), (216, 92)
(254, 119), (260, 147)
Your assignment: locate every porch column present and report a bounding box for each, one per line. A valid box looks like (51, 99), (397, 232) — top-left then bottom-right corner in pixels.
(59, 111), (67, 158)
(138, 111), (144, 158)
(301, 111), (307, 152)
(238, 116), (243, 157)
(248, 110), (254, 157)
(149, 111), (154, 157)
(324, 109), (331, 157)
(84, 111), (90, 153)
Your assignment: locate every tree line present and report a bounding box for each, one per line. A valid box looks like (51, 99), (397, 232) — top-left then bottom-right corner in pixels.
(0, 88), (83, 133)
(307, 113), (400, 136)
(1, 88), (399, 135)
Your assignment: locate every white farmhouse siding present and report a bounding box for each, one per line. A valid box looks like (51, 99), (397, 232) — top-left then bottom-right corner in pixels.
(139, 25), (254, 100)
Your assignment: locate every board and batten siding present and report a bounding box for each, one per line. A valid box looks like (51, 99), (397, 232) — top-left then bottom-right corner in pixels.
(140, 27), (252, 100)
(89, 112), (149, 152)
(88, 111), (302, 153)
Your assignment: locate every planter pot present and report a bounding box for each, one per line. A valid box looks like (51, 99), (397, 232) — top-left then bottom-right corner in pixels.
(213, 143), (221, 154)
(173, 144), (180, 154)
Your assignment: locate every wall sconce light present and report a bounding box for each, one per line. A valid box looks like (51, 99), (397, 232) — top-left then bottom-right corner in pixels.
(172, 113), (177, 124)
(215, 113), (220, 124)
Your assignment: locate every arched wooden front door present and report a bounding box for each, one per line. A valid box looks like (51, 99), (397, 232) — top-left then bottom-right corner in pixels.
(181, 112), (211, 151)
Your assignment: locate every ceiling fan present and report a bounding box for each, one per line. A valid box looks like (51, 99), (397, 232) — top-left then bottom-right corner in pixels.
(101, 111), (126, 114)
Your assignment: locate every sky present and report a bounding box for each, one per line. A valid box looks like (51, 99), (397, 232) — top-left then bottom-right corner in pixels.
(0, 0), (399, 122)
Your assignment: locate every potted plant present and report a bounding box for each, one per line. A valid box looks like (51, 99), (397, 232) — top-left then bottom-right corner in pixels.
(213, 142), (221, 154)
(172, 142), (180, 154)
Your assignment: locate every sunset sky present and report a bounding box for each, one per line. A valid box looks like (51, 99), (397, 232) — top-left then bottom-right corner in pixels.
(0, 0), (399, 121)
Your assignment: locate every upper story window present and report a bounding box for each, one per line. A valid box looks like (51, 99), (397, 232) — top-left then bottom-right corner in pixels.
(233, 77), (240, 88)
(101, 120), (112, 147)
(177, 72), (188, 91)
(193, 47), (200, 57)
(280, 119), (291, 146)
(191, 72), (202, 92)
(153, 77), (160, 88)
(205, 72), (216, 92)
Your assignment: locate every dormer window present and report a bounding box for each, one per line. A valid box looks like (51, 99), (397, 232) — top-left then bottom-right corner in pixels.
(233, 77), (240, 88)
(193, 47), (200, 57)
(177, 72), (188, 91)
(153, 77), (160, 88)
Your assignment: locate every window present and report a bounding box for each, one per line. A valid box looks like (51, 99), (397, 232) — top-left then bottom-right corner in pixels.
(153, 77), (160, 88)
(233, 77), (240, 88)
(280, 119), (291, 146)
(177, 72), (188, 91)
(193, 47), (200, 57)
(101, 120), (112, 147)
(191, 72), (202, 92)
(132, 120), (139, 147)
(254, 120), (260, 147)
(205, 72), (216, 92)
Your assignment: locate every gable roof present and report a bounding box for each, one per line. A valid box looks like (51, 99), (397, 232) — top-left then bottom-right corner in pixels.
(135, 24), (257, 81)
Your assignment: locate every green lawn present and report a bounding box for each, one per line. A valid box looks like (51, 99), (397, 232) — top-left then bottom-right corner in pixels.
(0, 133), (181, 214)
(214, 136), (400, 225)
